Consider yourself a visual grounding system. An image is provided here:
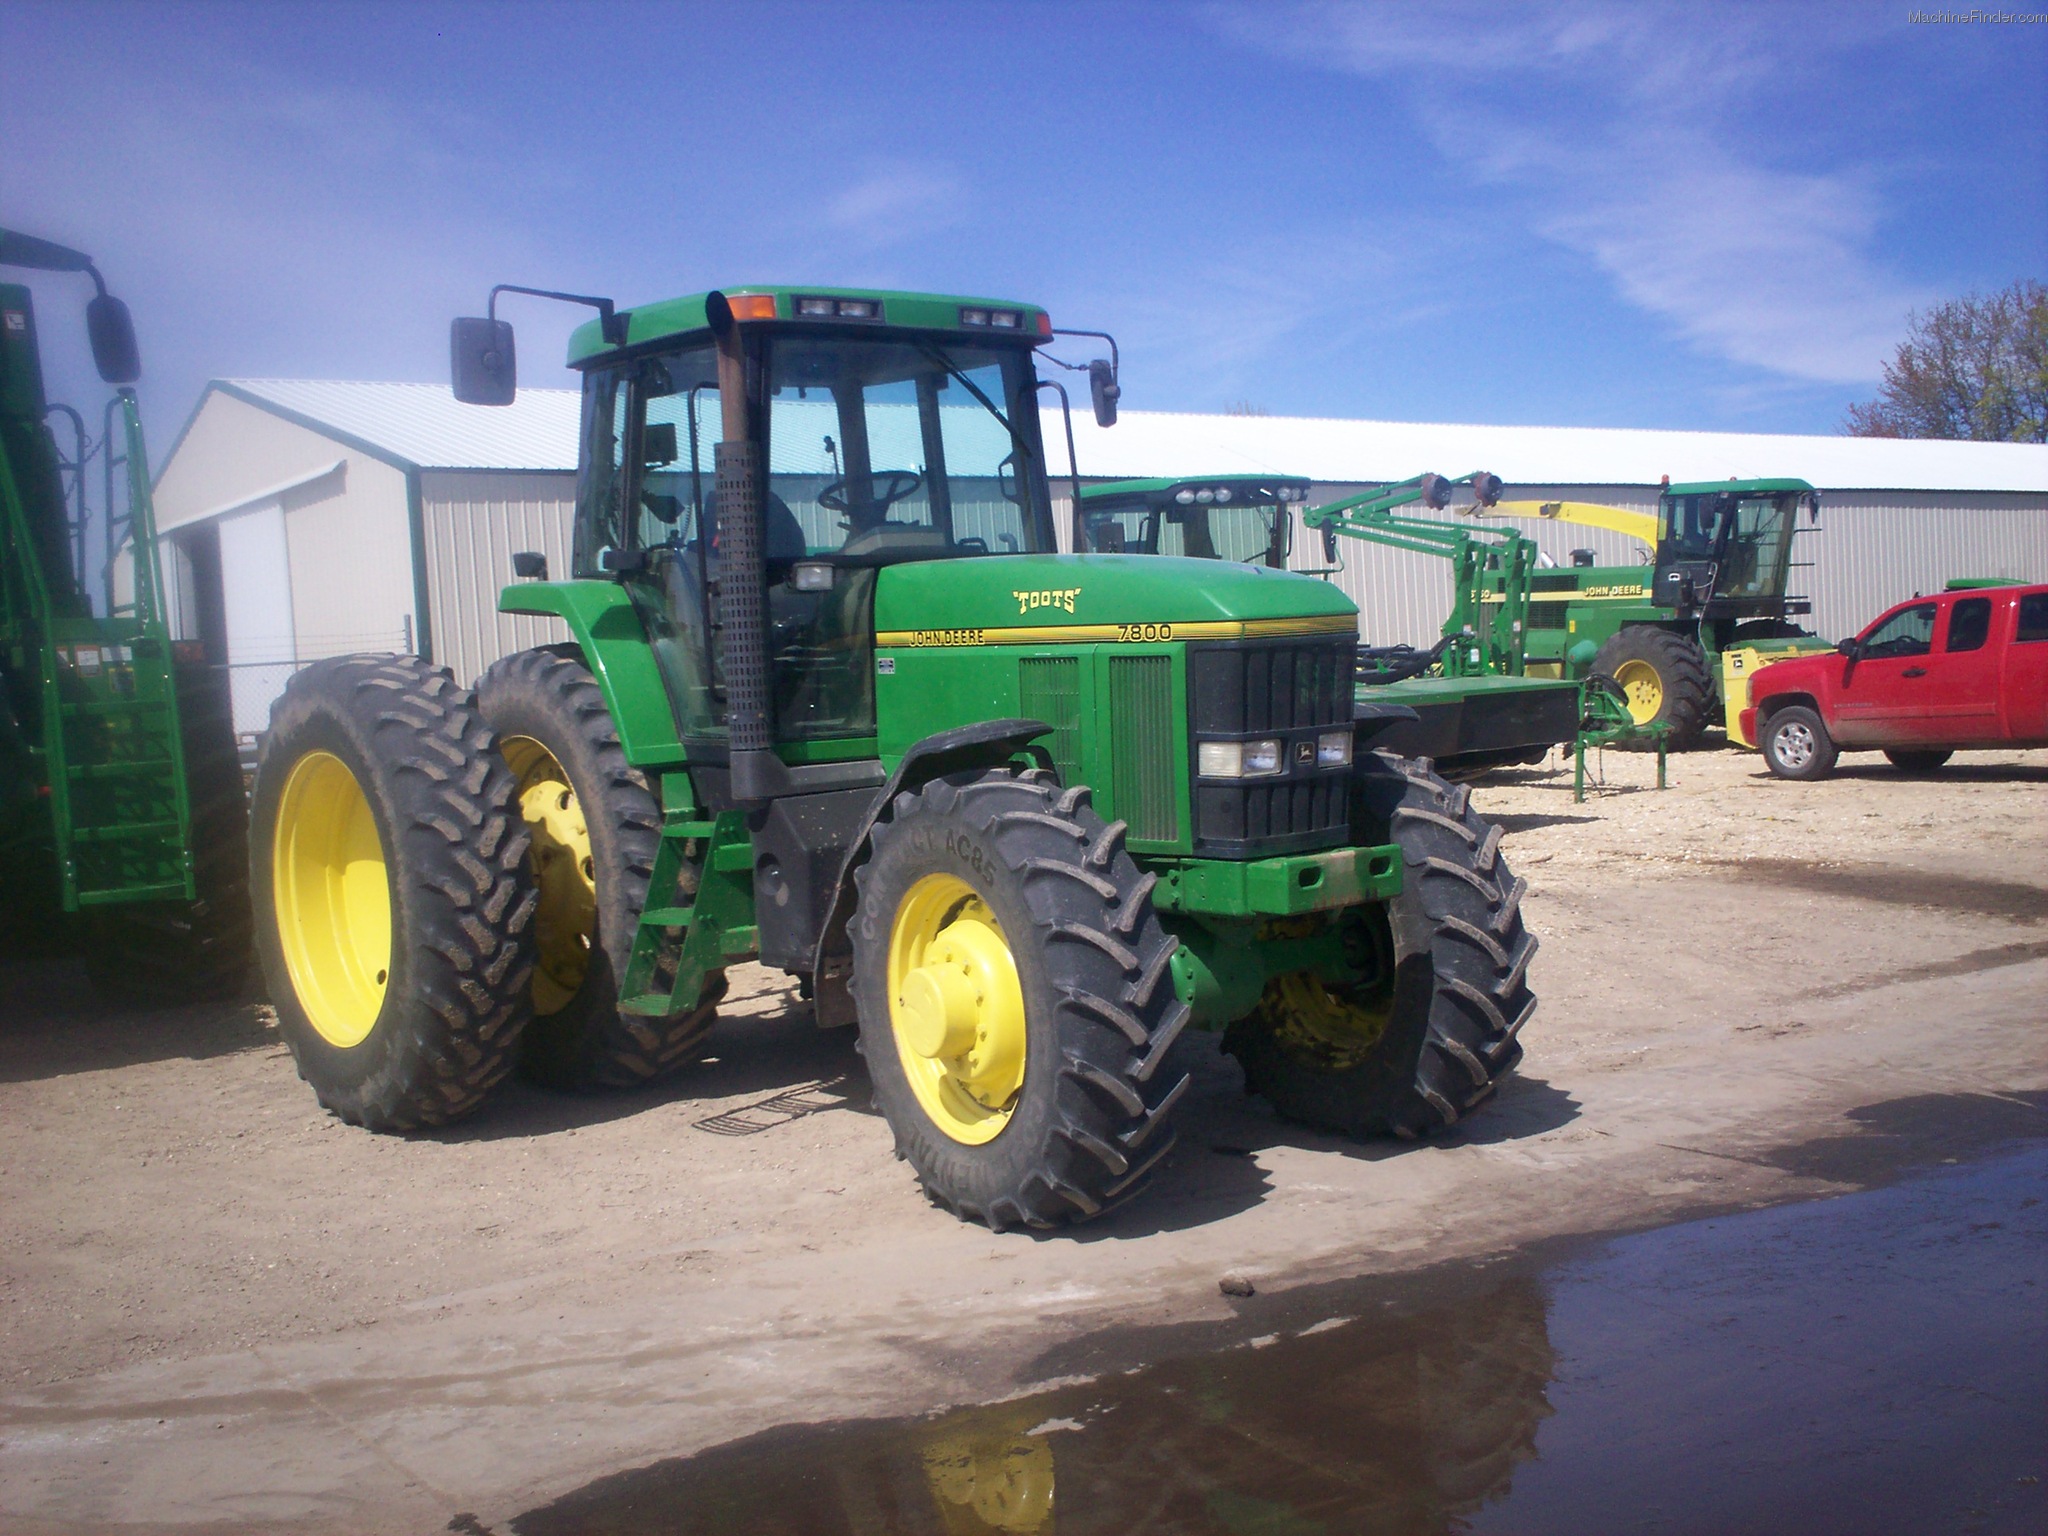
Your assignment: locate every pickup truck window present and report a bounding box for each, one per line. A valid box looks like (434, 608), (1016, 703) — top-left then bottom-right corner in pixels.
(2019, 592), (2048, 643)
(1946, 597), (1992, 653)
(1863, 601), (1936, 658)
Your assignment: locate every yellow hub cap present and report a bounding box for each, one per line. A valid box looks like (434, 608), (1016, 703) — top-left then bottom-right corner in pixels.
(502, 737), (596, 1016)
(272, 750), (391, 1048)
(1613, 658), (1665, 724)
(1260, 970), (1394, 1073)
(887, 874), (1027, 1145)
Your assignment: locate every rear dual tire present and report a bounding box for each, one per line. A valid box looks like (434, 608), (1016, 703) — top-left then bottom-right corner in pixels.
(251, 655), (537, 1131)
(476, 646), (723, 1090)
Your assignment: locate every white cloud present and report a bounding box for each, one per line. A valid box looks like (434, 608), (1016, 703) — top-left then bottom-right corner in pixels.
(823, 166), (962, 246)
(1215, 1), (1927, 385)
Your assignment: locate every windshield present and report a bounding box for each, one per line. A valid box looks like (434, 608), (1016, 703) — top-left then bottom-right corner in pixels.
(1658, 490), (1796, 600)
(1078, 501), (1289, 566)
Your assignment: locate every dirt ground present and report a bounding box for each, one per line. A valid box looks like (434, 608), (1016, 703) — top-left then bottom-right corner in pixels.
(3, 745), (2045, 1534)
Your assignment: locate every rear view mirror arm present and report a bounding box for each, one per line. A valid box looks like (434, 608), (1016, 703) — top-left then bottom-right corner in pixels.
(1034, 379), (1085, 541)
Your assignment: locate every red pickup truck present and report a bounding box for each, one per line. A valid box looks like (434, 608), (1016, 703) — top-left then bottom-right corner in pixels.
(1743, 582), (2048, 779)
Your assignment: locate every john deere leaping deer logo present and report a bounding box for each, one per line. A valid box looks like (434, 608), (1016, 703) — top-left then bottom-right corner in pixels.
(1012, 587), (1082, 616)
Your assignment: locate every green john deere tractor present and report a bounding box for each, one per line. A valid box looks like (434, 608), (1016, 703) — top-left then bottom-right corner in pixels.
(0, 228), (248, 1000)
(1076, 473), (1585, 778)
(248, 283), (1536, 1228)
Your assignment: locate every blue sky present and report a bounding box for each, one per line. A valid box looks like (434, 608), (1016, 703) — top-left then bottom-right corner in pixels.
(4, 0), (2043, 452)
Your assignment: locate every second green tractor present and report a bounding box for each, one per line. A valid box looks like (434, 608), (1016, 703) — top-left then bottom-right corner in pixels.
(248, 284), (1536, 1228)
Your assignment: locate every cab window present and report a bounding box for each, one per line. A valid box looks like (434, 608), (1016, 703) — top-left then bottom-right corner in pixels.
(1944, 597), (1992, 654)
(1861, 602), (1937, 658)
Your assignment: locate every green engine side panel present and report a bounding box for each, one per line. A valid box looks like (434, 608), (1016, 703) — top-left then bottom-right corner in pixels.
(498, 580), (688, 769)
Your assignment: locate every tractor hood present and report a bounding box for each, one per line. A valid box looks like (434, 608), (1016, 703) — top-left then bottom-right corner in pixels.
(873, 554), (1358, 642)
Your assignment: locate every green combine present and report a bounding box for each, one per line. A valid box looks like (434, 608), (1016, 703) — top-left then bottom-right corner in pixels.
(248, 283), (1537, 1229)
(0, 229), (248, 999)
(1077, 472), (1584, 778)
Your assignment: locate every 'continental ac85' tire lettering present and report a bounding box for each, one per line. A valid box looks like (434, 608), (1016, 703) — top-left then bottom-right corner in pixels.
(251, 655), (537, 1131)
(853, 767), (1190, 1230)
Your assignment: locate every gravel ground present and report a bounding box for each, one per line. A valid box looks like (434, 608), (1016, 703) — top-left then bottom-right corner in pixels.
(2, 744), (2043, 1533)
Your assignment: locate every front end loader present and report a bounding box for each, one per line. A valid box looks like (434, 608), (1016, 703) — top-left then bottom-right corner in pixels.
(248, 285), (1537, 1228)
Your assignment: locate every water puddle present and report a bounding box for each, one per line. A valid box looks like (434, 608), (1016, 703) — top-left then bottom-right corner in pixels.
(510, 1142), (2046, 1535)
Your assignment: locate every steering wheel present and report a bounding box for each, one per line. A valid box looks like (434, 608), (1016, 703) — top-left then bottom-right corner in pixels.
(817, 469), (922, 515)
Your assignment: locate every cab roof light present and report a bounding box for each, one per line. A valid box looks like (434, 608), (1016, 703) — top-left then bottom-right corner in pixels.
(960, 305), (1025, 329)
(792, 295), (882, 321)
(726, 293), (778, 320)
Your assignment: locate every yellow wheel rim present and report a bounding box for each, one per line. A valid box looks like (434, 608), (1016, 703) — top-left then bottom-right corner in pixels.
(272, 750), (391, 1048)
(1260, 970), (1394, 1073)
(887, 874), (1028, 1145)
(502, 737), (596, 1016)
(1613, 658), (1665, 724)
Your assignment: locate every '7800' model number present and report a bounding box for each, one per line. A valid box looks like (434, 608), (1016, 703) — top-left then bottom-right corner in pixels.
(1115, 622), (1172, 642)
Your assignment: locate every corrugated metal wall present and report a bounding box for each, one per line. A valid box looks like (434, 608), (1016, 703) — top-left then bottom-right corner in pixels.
(427, 475), (2044, 684)
(419, 471), (575, 687)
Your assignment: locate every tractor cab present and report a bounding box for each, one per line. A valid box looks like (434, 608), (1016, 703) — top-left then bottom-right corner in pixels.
(1074, 475), (1314, 568)
(1652, 477), (1818, 620)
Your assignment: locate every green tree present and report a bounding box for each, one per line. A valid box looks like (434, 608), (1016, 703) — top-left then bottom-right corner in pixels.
(1844, 279), (2047, 443)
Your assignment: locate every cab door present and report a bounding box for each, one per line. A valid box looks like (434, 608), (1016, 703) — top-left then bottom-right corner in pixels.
(1921, 595), (2000, 743)
(2006, 589), (2048, 744)
(1833, 599), (1938, 745)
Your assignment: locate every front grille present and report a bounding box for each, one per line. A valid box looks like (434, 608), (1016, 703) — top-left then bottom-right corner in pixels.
(1018, 655), (1082, 786)
(1108, 654), (1178, 842)
(1188, 637), (1354, 857)
(1528, 600), (1572, 630)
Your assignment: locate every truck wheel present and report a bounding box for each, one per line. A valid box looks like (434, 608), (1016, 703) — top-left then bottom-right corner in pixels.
(1226, 753), (1535, 1140)
(1589, 627), (1714, 751)
(477, 646), (724, 1090)
(83, 656), (252, 1007)
(251, 655), (536, 1130)
(852, 768), (1190, 1229)
(1884, 748), (1952, 773)
(1760, 705), (1837, 780)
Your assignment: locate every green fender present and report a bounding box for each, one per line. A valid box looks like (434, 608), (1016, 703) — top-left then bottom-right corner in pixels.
(498, 580), (688, 770)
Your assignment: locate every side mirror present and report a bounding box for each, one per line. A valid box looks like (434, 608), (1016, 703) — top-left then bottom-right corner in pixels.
(86, 294), (139, 384)
(1321, 525), (1338, 563)
(643, 421), (678, 465)
(451, 316), (516, 405)
(511, 550), (548, 580)
(1088, 358), (1120, 427)
(1470, 471), (1503, 508)
(1835, 637), (1859, 658)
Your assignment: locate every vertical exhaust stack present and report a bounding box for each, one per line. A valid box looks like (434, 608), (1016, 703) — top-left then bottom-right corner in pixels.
(707, 292), (791, 806)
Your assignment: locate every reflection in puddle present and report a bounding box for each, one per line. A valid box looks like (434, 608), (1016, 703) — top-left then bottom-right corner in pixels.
(513, 1144), (2045, 1535)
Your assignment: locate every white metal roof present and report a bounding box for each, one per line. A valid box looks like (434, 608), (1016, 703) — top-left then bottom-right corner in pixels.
(218, 379), (2048, 493)
(223, 378), (585, 471)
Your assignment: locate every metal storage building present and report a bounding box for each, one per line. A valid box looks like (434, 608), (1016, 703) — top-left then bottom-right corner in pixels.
(151, 379), (2048, 734)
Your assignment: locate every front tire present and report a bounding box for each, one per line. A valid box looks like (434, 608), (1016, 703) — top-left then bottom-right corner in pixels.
(1590, 627), (1715, 751)
(476, 646), (724, 1090)
(251, 655), (536, 1131)
(1226, 753), (1535, 1140)
(853, 768), (1190, 1229)
(1761, 705), (1837, 780)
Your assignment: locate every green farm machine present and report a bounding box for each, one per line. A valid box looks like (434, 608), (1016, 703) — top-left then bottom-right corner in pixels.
(247, 283), (1537, 1228)
(1074, 472), (1585, 777)
(1441, 476), (1832, 749)
(0, 228), (248, 999)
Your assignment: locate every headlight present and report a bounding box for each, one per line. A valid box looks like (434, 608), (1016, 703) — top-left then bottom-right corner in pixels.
(1317, 729), (1352, 767)
(1197, 739), (1285, 778)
